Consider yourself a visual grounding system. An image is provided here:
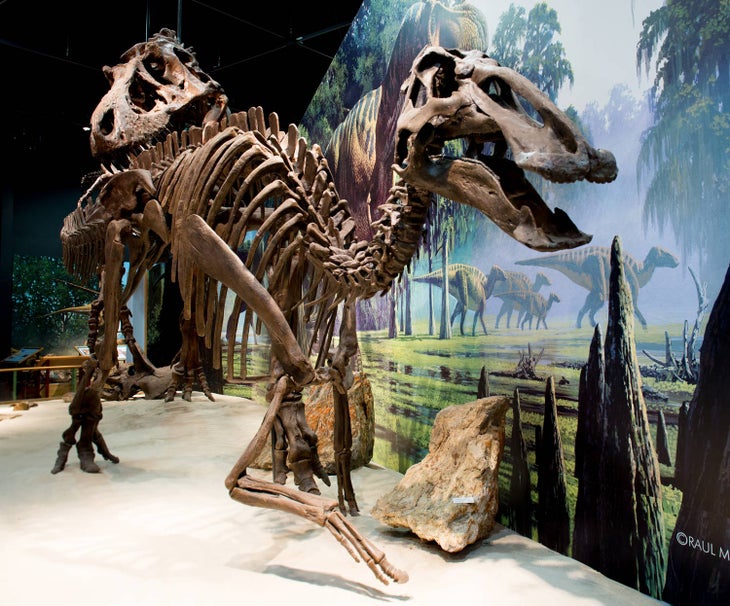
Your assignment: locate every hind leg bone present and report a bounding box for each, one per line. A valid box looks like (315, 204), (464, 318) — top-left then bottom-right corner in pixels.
(181, 215), (406, 584)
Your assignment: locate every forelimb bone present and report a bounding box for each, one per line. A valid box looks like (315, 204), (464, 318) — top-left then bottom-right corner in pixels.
(179, 214), (314, 386)
(226, 375), (406, 585)
(180, 217), (403, 583)
(329, 299), (359, 515)
(181, 216), (325, 490)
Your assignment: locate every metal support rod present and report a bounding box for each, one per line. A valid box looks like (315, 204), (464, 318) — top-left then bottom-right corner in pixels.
(177, 0), (182, 41)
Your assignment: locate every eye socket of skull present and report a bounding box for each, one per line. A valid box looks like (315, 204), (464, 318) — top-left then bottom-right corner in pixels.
(142, 46), (167, 84)
(171, 46), (208, 80)
(412, 51), (458, 103)
(89, 30), (226, 161)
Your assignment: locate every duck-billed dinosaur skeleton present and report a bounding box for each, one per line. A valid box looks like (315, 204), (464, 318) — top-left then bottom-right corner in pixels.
(53, 31), (617, 584)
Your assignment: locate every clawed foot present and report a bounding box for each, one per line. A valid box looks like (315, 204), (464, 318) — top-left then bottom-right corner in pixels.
(51, 441), (73, 474)
(51, 439), (119, 474)
(94, 430), (119, 464)
(324, 509), (408, 584)
(165, 366), (216, 402)
(77, 445), (101, 473)
(99, 450), (120, 464)
(230, 475), (407, 585)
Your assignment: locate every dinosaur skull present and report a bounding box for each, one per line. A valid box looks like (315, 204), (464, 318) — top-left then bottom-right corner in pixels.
(394, 46), (618, 251)
(89, 28), (226, 162)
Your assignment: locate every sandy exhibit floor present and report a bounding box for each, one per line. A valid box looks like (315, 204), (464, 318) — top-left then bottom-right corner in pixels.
(0, 393), (665, 605)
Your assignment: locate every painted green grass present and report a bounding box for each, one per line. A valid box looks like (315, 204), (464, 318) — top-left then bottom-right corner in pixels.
(218, 312), (687, 560)
(361, 314), (687, 558)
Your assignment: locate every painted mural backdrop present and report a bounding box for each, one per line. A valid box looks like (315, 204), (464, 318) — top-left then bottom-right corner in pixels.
(302, 1), (730, 603)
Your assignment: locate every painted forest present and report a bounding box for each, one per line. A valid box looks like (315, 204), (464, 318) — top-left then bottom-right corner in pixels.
(300, 1), (730, 604)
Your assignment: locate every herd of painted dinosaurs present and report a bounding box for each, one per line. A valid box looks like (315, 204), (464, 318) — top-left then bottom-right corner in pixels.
(413, 244), (679, 335)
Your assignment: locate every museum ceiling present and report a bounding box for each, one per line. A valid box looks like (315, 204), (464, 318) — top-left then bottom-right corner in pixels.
(0, 0), (363, 186)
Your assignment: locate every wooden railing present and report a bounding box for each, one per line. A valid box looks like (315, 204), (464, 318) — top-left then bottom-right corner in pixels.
(0, 356), (89, 401)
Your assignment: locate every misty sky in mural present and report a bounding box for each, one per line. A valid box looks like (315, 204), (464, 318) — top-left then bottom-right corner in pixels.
(477, 0), (662, 111)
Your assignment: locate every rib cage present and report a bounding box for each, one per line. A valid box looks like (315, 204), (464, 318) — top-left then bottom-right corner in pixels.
(137, 110), (347, 380)
(61, 199), (108, 282)
(62, 106), (429, 383)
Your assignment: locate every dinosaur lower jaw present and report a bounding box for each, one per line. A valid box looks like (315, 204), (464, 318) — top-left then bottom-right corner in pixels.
(393, 148), (592, 252)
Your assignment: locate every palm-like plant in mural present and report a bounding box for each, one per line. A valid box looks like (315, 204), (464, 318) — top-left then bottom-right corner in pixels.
(11, 256), (98, 354)
(491, 2), (574, 102)
(637, 0), (730, 294)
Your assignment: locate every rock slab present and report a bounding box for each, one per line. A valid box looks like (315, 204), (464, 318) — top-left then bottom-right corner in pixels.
(372, 396), (510, 552)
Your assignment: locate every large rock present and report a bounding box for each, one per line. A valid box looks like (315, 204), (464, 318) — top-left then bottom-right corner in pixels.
(371, 396), (510, 552)
(253, 371), (374, 473)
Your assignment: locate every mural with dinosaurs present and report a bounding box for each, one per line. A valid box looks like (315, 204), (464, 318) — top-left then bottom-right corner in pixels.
(516, 245), (679, 329)
(300, 1), (730, 603)
(3, 0), (724, 602)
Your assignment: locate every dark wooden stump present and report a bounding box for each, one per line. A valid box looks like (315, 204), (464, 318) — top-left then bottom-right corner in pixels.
(572, 324), (604, 570)
(663, 263), (730, 605)
(656, 409), (672, 466)
(536, 376), (570, 555)
(509, 388), (531, 537)
(597, 236), (666, 598)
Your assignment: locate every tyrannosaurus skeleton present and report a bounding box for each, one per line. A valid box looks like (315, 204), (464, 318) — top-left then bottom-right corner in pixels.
(54, 32), (617, 584)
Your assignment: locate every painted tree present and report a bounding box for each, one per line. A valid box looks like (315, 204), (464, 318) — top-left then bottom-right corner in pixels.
(598, 236), (665, 599)
(663, 262), (730, 605)
(490, 2), (574, 103)
(637, 0), (730, 293)
(421, 180), (485, 340)
(11, 255), (97, 353)
(403, 270), (412, 336)
(509, 387), (532, 538)
(302, 0), (414, 145)
(489, 3), (526, 69)
(436, 208), (454, 340)
(536, 376), (570, 555)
